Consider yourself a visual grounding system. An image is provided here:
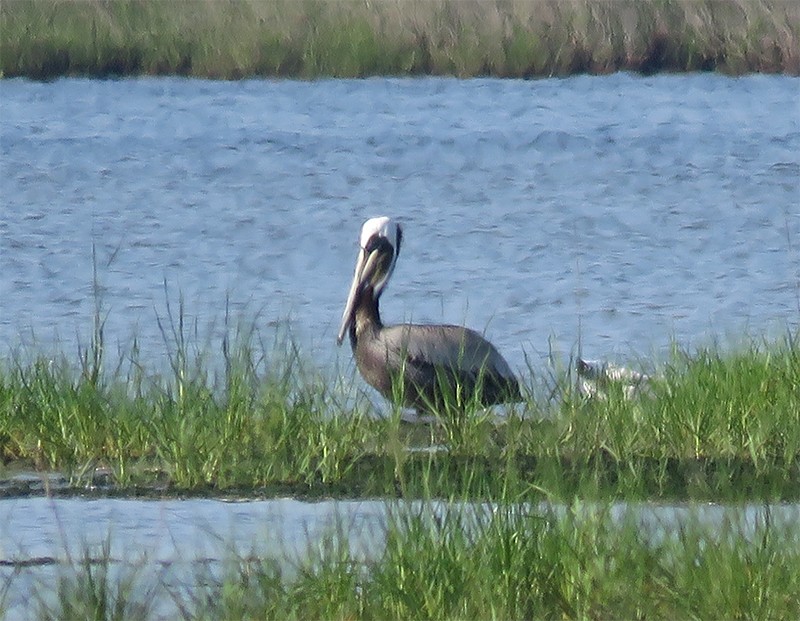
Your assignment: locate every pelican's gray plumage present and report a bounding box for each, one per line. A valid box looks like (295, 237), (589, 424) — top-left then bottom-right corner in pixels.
(337, 216), (520, 413)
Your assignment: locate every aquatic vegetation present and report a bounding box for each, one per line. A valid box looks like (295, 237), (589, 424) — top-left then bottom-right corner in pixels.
(18, 500), (800, 620)
(0, 301), (798, 501)
(31, 543), (154, 621)
(1, 0), (798, 79)
(3, 305), (799, 618)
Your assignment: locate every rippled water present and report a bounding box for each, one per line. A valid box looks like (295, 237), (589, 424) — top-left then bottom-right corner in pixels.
(2, 75), (799, 617)
(2, 75), (798, 379)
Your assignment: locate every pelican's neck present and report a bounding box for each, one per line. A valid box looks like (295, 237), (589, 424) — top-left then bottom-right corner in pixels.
(349, 287), (382, 349)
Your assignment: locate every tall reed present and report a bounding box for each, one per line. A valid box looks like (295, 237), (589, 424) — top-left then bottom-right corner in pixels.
(2, 0), (798, 79)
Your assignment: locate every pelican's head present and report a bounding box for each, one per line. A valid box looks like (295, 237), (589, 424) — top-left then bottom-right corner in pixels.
(337, 216), (403, 345)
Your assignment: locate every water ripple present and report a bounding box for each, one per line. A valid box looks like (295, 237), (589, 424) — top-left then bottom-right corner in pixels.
(0, 75), (798, 372)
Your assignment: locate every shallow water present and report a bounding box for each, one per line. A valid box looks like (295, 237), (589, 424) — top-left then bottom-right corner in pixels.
(2, 75), (798, 382)
(0, 496), (385, 619)
(1, 496), (796, 619)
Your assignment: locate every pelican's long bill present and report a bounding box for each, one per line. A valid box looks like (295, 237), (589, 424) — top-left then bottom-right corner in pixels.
(337, 247), (369, 345)
(336, 216), (401, 345)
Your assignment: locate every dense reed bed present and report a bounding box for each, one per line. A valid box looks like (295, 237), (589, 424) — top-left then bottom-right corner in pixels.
(1, 306), (798, 501)
(2, 0), (798, 79)
(16, 501), (800, 620)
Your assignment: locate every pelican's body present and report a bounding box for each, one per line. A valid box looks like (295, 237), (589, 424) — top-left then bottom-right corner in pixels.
(337, 216), (520, 413)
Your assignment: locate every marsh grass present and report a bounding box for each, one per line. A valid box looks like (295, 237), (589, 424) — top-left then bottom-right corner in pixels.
(2, 0), (798, 79)
(30, 540), (154, 621)
(387, 359), (512, 456)
(28, 500), (800, 620)
(1, 261), (798, 500)
(554, 336), (800, 498)
(1, 297), (799, 502)
(0, 325), (378, 492)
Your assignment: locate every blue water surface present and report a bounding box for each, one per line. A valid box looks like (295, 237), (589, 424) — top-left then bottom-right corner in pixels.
(1, 74), (798, 379)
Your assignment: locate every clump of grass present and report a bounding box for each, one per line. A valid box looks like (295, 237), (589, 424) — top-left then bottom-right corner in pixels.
(530, 334), (800, 497)
(166, 499), (800, 620)
(653, 339), (800, 466)
(1, 287), (798, 501)
(0, 310), (380, 491)
(31, 541), (153, 621)
(1, 0), (798, 79)
(15, 499), (799, 619)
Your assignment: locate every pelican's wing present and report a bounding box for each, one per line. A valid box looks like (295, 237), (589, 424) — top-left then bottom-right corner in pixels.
(381, 324), (520, 404)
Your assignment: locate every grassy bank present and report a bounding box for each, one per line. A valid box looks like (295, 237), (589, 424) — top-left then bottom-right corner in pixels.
(2, 0), (798, 79)
(17, 501), (800, 620)
(3, 316), (799, 617)
(1, 311), (798, 501)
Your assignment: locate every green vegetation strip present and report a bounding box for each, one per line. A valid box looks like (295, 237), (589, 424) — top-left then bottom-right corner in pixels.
(1, 323), (798, 501)
(2, 315), (799, 618)
(20, 502), (800, 620)
(2, 0), (798, 79)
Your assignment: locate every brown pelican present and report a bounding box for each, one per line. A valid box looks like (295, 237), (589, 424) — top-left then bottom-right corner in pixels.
(337, 216), (521, 414)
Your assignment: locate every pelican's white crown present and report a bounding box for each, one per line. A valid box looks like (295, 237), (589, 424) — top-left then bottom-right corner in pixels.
(360, 216), (399, 250)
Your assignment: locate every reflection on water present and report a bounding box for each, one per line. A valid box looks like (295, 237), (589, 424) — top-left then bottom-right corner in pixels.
(1, 75), (798, 379)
